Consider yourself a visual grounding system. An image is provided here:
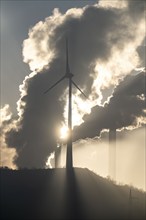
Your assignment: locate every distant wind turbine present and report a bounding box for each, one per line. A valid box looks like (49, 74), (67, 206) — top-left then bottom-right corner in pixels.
(44, 39), (87, 169)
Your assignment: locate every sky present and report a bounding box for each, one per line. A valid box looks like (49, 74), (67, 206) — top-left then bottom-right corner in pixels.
(0, 0), (146, 190)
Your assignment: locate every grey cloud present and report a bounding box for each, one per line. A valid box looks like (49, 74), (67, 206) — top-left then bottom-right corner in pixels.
(73, 71), (146, 140)
(0, 105), (17, 168)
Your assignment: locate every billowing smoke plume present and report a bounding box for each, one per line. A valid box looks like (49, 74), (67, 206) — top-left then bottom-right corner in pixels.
(0, 105), (17, 169)
(4, 0), (145, 168)
(73, 71), (146, 140)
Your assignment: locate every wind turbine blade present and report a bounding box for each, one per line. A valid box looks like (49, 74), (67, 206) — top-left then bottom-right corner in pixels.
(44, 76), (66, 94)
(66, 37), (70, 74)
(71, 80), (88, 98)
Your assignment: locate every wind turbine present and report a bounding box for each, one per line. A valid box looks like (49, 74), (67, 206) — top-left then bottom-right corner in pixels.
(44, 39), (87, 169)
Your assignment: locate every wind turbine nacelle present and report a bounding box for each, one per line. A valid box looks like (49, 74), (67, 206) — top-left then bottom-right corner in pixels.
(65, 72), (74, 78)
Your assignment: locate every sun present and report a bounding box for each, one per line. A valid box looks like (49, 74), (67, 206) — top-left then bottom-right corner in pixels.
(60, 125), (69, 140)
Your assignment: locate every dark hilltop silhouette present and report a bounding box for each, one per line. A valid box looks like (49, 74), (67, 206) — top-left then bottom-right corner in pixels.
(0, 167), (145, 220)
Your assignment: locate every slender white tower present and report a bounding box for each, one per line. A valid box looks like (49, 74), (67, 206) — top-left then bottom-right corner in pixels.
(109, 128), (116, 179)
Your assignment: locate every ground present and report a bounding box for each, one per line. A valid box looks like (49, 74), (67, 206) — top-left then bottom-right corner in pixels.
(0, 168), (145, 220)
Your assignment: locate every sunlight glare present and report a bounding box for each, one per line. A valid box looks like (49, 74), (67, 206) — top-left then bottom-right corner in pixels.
(60, 125), (68, 139)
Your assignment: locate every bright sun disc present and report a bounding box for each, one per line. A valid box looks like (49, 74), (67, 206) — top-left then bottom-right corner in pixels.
(60, 126), (68, 139)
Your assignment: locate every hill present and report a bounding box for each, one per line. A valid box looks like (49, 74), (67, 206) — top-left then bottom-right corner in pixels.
(0, 168), (145, 220)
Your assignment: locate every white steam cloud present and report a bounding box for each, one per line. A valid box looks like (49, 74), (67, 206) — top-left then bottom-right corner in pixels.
(0, 105), (17, 169)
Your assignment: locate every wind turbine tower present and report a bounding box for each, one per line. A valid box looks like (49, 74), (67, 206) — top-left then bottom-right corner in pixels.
(44, 39), (87, 170)
(65, 39), (73, 169)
